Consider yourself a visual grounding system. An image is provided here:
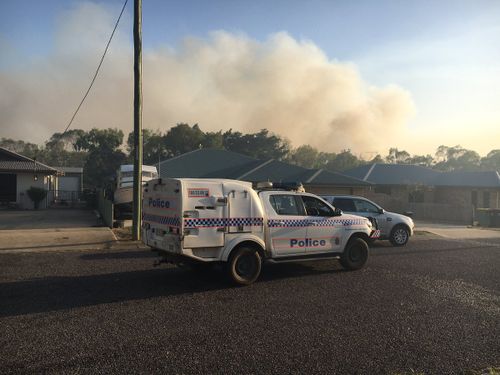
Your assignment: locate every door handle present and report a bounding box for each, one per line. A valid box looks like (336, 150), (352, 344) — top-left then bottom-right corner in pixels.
(309, 221), (319, 226)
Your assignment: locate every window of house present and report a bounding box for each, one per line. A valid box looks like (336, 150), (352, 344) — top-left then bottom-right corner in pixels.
(483, 191), (490, 208)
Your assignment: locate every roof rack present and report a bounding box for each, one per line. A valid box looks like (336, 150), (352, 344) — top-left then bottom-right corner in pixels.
(255, 181), (305, 192)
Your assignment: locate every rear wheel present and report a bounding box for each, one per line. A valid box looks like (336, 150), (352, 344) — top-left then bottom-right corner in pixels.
(340, 237), (369, 270)
(227, 247), (262, 286)
(390, 225), (410, 246)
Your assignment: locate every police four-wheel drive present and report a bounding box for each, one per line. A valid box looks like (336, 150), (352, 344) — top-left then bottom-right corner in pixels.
(142, 178), (380, 285)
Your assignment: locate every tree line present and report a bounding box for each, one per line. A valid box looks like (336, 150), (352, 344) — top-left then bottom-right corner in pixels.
(1, 123), (499, 188)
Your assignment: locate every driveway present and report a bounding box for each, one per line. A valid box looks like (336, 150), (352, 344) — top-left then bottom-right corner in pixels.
(416, 221), (500, 239)
(0, 208), (100, 230)
(0, 208), (116, 252)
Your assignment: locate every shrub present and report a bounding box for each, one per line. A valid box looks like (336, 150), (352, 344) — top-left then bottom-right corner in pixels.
(26, 186), (48, 209)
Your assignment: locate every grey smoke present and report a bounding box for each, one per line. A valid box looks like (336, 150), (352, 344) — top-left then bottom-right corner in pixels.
(0, 2), (415, 153)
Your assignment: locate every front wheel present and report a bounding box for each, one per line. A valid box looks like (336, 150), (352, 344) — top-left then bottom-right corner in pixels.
(340, 238), (369, 270)
(227, 247), (262, 286)
(390, 225), (410, 246)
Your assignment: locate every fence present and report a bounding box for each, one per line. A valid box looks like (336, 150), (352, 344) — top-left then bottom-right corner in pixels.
(97, 190), (114, 228)
(47, 190), (83, 207)
(365, 193), (474, 224)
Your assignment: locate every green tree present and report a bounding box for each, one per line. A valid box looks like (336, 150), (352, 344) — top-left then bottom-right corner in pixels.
(223, 129), (290, 160)
(0, 138), (40, 158)
(288, 145), (320, 168)
(434, 145), (480, 171)
(126, 129), (169, 165)
(481, 150), (500, 171)
(78, 128), (126, 188)
(1, 134), (86, 168)
(163, 123), (205, 156)
(369, 154), (384, 164)
(386, 148), (411, 164)
(325, 149), (361, 171)
(407, 154), (434, 167)
(46, 129), (86, 152)
(202, 131), (224, 150)
(316, 152), (338, 168)
(435, 145), (449, 163)
(39, 131), (87, 168)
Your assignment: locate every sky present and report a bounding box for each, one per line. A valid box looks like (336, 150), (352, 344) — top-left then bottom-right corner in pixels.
(1, 0), (499, 157)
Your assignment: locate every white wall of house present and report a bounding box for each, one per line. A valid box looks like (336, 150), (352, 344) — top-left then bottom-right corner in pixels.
(17, 173), (52, 209)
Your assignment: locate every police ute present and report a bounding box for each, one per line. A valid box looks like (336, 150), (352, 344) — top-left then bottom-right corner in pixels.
(142, 178), (379, 285)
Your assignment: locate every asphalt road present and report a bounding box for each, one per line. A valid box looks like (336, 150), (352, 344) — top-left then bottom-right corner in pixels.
(1, 236), (499, 374)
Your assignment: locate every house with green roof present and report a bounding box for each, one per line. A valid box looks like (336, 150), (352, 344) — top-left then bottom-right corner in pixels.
(156, 149), (371, 195)
(344, 163), (500, 223)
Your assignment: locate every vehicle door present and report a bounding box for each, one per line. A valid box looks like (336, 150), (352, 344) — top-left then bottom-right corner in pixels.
(300, 195), (342, 253)
(351, 198), (389, 236)
(265, 193), (308, 256)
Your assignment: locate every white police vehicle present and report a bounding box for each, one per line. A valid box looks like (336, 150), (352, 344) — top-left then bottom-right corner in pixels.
(321, 195), (414, 246)
(142, 178), (379, 285)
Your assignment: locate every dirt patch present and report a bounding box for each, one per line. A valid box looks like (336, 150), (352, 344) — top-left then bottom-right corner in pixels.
(112, 227), (133, 241)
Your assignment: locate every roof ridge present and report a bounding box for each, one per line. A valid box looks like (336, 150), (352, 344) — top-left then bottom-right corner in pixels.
(158, 148), (258, 167)
(237, 158), (274, 179)
(363, 163), (376, 181)
(158, 148), (204, 165)
(0, 146), (35, 163)
(0, 147), (58, 171)
(305, 168), (323, 183)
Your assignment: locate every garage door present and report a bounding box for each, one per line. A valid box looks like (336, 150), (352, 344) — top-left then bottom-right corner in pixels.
(0, 173), (17, 202)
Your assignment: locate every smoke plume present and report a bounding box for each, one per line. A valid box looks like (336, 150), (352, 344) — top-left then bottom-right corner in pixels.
(0, 2), (415, 153)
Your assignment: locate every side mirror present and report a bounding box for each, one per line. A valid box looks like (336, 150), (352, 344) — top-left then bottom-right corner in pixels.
(378, 208), (384, 214)
(334, 207), (343, 216)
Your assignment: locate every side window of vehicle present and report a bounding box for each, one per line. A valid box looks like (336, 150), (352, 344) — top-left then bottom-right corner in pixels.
(301, 196), (335, 217)
(332, 198), (356, 212)
(269, 195), (304, 216)
(353, 199), (380, 213)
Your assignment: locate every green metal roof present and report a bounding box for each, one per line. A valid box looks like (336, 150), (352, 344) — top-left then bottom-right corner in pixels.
(157, 149), (256, 178)
(345, 163), (500, 188)
(157, 149), (370, 186)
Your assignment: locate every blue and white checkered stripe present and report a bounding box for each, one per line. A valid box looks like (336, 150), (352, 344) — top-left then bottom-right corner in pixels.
(268, 218), (366, 228)
(143, 213), (181, 227)
(184, 217), (264, 228)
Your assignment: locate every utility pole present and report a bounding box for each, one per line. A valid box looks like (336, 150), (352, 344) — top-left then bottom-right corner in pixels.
(132, 0), (143, 240)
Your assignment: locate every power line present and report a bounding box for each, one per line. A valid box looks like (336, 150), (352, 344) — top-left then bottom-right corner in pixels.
(61, 0), (129, 136)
